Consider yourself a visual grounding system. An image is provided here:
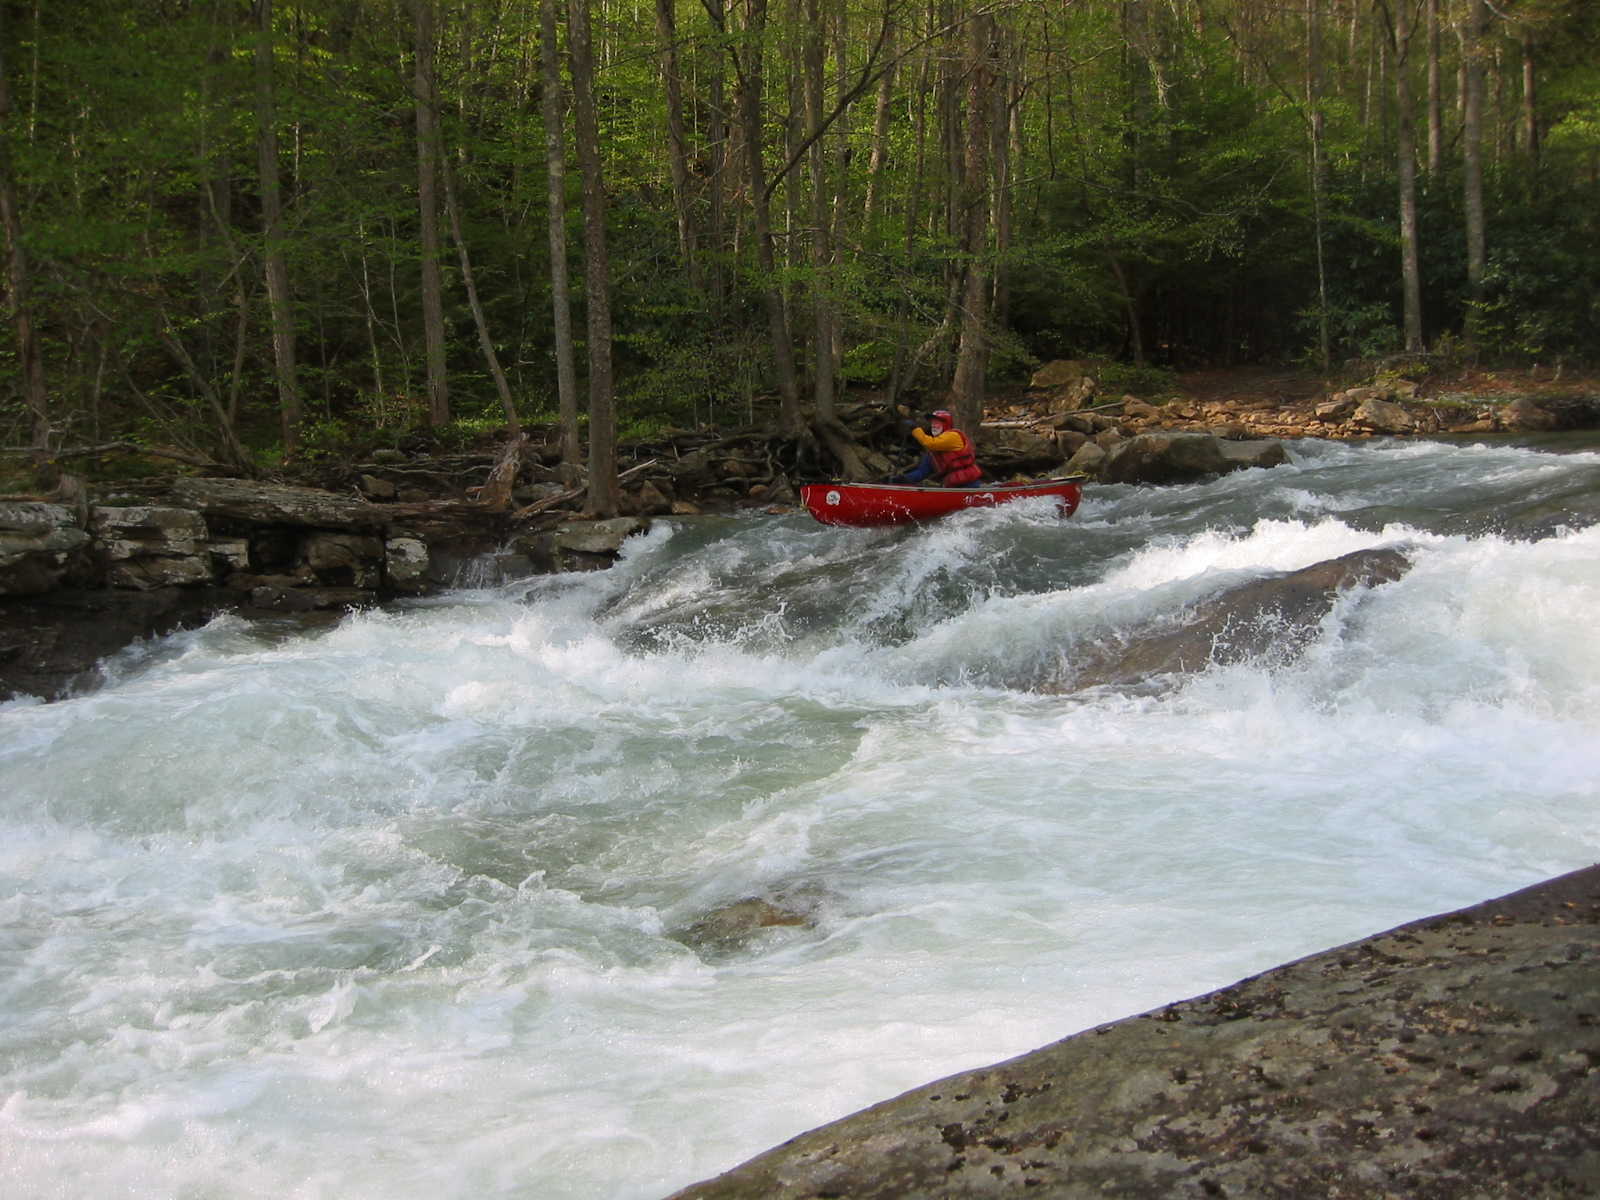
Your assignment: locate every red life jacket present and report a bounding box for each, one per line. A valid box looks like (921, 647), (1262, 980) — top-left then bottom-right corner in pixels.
(932, 429), (981, 485)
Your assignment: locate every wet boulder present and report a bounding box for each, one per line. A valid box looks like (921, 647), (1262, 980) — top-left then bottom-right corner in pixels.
(0, 586), (232, 701)
(676, 897), (812, 955)
(555, 516), (648, 556)
(90, 505), (215, 590)
(1499, 396), (1560, 432)
(304, 532), (386, 588)
(246, 584), (378, 613)
(1053, 410), (1120, 436)
(1060, 547), (1411, 692)
(1315, 394), (1358, 423)
(0, 502), (93, 595)
(665, 866), (1600, 1200)
(358, 473), (398, 500)
(979, 426), (1067, 476)
(511, 517), (652, 575)
(384, 536), (431, 592)
(1101, 432), (1287, 485)
(629, 479), (675, 516)
(1119, 396), (1164, 423)
(1352, 394), (1440, 434)
(1028, 359), (1092, 391)
(1063, 440), (1108, 477)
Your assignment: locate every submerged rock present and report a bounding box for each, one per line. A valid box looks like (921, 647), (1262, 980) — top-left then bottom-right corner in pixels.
(675, 897), (814, 955)
(666, 864), (1600, 1199)
(555, 516), (649, 556)
(0, 586), (233, 701)
(1057, 547), (1411, 692)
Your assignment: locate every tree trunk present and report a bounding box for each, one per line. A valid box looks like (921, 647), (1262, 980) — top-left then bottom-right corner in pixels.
(906, 36), (930, 256)
(862, 27), (896, 239)
(1390, 0), (1425, 353)
(1521, 31), (1538, 168)
(655, 0), (697, 285)
(825, 2), (851, 382)
(949, 12), (997, 434)
(254, 0), (302, 452)
(0, 14), (48, 461)
(1307, 0), (1331, 370)
(200, 9), (251, 437)
(227, 272), (251, 429)
(940, 0), (962, 244)
(804, 0), (836, 423)
(199, 4), (244, 451)
(156, 312), (251, 469)
(412, 0), (450, 426)
(703, 0), (730, 311)
(1461, 0), (1487, 346)
(567, 0), (618, 517)
(540, 0), (580, 467)
(1108, 254), (1144, 365)
(441, 155), (520, 434)
(471, 433), (529, 511)
(782, 0), (803, 284)
(733, 0), (802, 433)
(1425, 0), (1443, 175)
(991, 25), (1019, 330)
(356, 218), (387, 413)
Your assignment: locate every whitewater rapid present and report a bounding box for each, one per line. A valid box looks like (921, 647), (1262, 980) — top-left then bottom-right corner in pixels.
(2, 436), (1598, 1198)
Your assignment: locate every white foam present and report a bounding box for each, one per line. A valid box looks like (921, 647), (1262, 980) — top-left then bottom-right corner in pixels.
(3, 441), (1598, 1199)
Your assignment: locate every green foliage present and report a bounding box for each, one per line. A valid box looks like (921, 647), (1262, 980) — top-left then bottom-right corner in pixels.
(1097, 362), (1179, 399)
(5, 0), (1598, 474)
(1464, 180), (1600, 362)
(984, 326), (1039, 387)
(293, 417), (361, 465)
(1297, 300), (1400, 364)
(1375, 359), (1431, 387)
(620, 331), (768, 429)
(841, 340), (895, 387)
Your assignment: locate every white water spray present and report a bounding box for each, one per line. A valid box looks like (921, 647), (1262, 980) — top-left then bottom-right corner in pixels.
(3, 438), (1598, 1199)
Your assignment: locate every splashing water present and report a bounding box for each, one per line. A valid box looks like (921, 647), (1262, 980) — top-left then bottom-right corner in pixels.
(3, 437), (1598, 1198)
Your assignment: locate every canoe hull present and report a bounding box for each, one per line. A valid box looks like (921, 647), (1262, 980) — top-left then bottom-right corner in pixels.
(800, 478), (1083, 527)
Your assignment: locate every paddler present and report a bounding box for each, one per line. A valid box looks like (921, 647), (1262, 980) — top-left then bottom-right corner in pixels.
(888, 409), (984, 487)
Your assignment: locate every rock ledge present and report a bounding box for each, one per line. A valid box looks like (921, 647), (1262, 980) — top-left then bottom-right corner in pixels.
(668, 864), (1600, 1199)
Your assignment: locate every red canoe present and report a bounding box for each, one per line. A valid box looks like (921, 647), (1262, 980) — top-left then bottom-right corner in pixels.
(800, 477), (1084, 527)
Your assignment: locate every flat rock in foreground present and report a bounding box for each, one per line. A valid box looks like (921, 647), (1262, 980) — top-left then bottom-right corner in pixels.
(667, 865), (1600, 1199)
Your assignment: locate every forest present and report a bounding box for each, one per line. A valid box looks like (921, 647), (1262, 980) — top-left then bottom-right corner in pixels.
(1, 0), (1597, 512)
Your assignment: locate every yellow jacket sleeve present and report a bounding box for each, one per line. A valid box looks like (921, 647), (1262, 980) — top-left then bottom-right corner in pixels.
(912, 428), (966, 453)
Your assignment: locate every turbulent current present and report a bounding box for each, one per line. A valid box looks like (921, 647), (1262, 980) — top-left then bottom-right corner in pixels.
(4, 436), (1600, 1199)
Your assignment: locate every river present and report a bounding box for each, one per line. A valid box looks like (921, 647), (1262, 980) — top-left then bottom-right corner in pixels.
(3, 435), (1598, 1198)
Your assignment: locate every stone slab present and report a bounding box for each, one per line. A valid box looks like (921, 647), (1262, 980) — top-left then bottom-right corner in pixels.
(668, 865), (1600, 1199)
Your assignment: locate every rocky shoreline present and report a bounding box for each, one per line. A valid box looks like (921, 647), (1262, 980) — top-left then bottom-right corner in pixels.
(0, 476), (652, 702)
(667, 865), (1600, 1199)
(4, 364), (1595, 704)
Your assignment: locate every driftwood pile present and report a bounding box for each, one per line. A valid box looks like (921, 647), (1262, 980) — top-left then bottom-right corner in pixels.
(330, 403), (919, 522)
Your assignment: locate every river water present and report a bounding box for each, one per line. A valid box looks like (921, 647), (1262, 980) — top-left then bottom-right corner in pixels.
(4, 436), (1599, 1199)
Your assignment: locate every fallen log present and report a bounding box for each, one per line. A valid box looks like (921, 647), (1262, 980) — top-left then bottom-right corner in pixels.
(4, 441), (232, 472)
(509, 459), (658, 522)
(466, 433), (530, 512)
